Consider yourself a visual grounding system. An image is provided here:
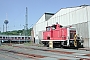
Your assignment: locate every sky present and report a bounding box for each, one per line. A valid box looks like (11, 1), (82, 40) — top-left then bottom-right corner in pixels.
(0, 0), (90, 32)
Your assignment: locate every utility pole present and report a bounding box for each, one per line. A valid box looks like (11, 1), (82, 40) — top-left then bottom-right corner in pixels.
(23, 25), (25, 43)
(26, 7), (28, 30)
(25, 7), (28, 43)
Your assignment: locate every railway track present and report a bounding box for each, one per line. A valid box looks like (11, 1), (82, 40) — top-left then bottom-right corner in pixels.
(13, 46), (90, 60)
(0, 44), (90, 60)
(0, 52), (20, 60)
(0, 48), (47, 60)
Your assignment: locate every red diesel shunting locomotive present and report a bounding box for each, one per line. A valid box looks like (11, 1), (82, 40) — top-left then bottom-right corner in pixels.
(41, 23), (83, 48)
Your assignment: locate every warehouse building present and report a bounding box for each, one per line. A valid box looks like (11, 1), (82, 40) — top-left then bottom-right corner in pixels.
(33, 5), (90, 48)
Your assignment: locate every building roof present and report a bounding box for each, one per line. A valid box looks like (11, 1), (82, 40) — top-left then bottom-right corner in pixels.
(45, 13), (55, 15)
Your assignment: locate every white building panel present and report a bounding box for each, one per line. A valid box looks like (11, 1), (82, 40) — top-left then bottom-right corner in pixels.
(70, 11), (76, 24)
(52, 17), (55, 24)
(33, 25), (36, 37)
(65, 13), (69, 25)
(83, 7), (88, 22)
(76, 7), (87, 23)
(88, 21), (90, 47)
(35, 25), (38, 35)
(60, 9), (67, 16)
(58, 16), (61, 24)
(61, 15), (66, 26)
(87, 6), (90, 21)
(55, 17), (57, 23)
(50, 19), (52, 26)
(55, 12), (58, 17)
(57, 16), (60, 23)
(56, 13), (59, 18)
(69, 12), (73, 25)
(47, 19), (50, 26)
(48, 19), (51, 26)
(59, 16), (63, 25)
(35, 21), (47, 37)
(36, 14), (45, 24)
(41, 21), (47, 31)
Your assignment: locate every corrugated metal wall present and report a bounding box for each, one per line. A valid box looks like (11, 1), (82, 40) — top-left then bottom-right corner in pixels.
(88, 22), (90, 48)
(47, 6), (87, 26)
(87, 6), (90, 47)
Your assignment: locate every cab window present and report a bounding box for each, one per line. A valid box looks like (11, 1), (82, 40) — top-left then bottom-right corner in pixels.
(52, 25), (56, 30)
(46, 27), (50, 31)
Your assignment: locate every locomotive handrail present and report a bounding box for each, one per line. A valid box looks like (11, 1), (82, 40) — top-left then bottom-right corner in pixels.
(74, 34), (77, 47)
